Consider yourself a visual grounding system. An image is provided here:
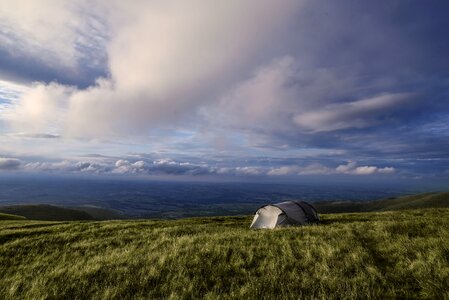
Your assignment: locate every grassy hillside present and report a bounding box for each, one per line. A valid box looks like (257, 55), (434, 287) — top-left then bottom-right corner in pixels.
(366, 191), (449, 211)
(1, 208), (449, 299)
(0, 212), (26, 220)
(314, 191), (449, 213)
(0, 204), (93, 221)
(0, 204), (124, 221)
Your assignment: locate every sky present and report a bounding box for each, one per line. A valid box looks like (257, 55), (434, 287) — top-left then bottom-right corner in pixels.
(0, 0), (449, 185)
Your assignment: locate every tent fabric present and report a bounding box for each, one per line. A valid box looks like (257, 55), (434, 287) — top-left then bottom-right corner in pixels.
(272, 201), (308, 225)
(297, 201), (319, 222)
(250, 200), (319, 229)
(249, 205), (284, 229)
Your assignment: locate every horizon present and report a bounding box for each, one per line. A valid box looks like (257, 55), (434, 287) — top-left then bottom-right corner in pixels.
(1, 1), (449, 186)
(1, 175), (439, 218)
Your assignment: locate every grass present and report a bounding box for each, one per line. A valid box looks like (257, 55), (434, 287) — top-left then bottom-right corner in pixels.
(1, 208), (449, 299)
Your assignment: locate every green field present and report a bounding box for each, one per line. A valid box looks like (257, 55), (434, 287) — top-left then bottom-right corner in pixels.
(1, 208), (449, 299)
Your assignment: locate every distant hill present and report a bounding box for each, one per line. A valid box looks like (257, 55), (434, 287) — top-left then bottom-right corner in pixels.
(314, 191), (449, 213)
(0, 205), (94, 221)
(70, 205), (125, 220)
(366, 191), (449, 211)
(0, 212), (27, 220)
(1, 191), (448, 221)
(0, 204), (125, 221)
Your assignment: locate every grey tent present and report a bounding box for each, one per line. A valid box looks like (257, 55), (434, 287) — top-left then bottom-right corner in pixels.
(250, 201), (319, 229)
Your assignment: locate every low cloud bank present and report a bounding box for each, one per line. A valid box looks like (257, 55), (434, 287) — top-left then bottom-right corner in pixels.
(0, 155), (397, 178)
(336, 161), (395, 175)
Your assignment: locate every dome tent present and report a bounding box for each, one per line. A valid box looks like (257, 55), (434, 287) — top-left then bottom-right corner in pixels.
(250, 201), (319, 229)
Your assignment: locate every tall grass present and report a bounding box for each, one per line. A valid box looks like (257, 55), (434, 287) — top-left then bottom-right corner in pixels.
(1, 209), (449, 299)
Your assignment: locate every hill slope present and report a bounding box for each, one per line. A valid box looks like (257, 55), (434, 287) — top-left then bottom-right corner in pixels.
(0, 212), (26, 220)
(0, 205), (93, 221)
(1, 209), (448, 299)
(366, 191), (449, 211)
(314, 191), (449, 213)
(69, 206), (125, 220)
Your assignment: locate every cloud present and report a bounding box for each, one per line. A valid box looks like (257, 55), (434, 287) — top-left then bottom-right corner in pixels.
(267, 165), (302, 176)
(205, 56), (421, 140)
(0, 157), (22, 170)
(151, 159), (213, 176)
(206, 56), (298, 131)
(265, 164), (334, 176)
(0, 1), (448, 182)
(4, 0), (302, 138)
(13, 133), (60, 139)
(0, 153), (399, 178)
(223, 167), (266, 176)
(22, 158), (207, 176)
(112, 158), (214, 176)
(293, 93), (416, 132)
(377, 167), (396, 174)
(244, 161), (396, 177)
(336, 161), (395, 175)
(261, 161), (396, 177)
(113, 160), (146, 174)
(7, 83), (74, 134)
(0, 0), (78, 67)
(0, 0), (108, 86)
(2, 1), (443, 142)
(24, 160), (110, 174)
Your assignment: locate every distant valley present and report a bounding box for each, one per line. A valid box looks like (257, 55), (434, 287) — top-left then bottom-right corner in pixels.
(0, 176), (429, 219)
(1, 190), (448, 221)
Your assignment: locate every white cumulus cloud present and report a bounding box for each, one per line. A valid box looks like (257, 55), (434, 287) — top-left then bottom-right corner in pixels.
(336, 161), (396, 175)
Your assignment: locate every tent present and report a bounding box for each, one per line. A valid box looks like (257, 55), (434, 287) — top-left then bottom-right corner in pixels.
(250, 201), (319, 229)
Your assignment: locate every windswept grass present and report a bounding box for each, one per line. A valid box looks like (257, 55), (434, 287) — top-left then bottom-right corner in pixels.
(1, 209), (449, 299)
